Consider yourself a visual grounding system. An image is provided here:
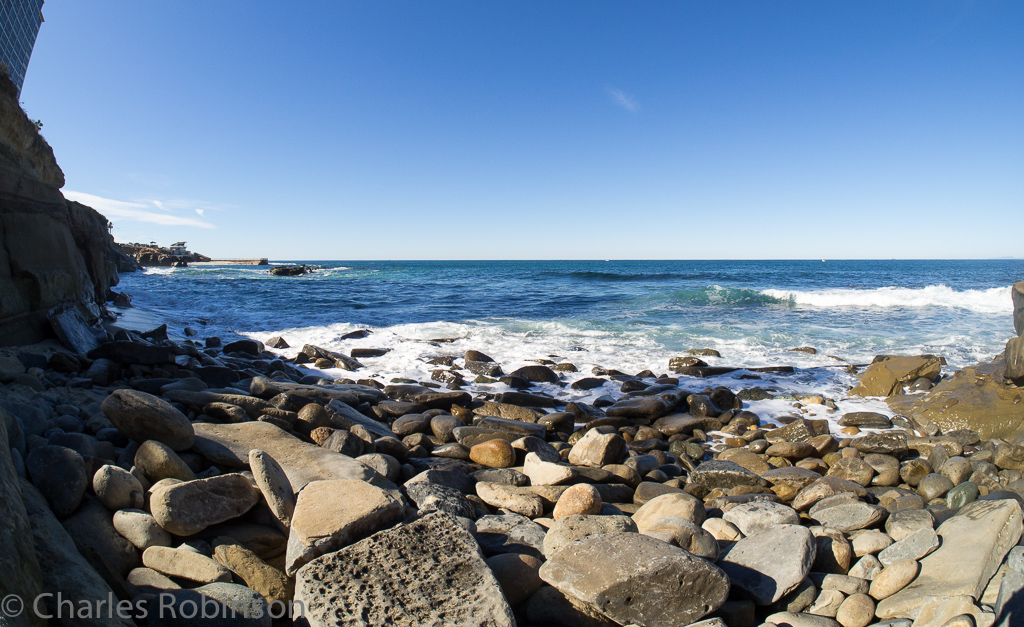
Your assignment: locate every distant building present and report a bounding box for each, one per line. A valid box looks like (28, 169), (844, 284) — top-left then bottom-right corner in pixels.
(168, 241), (188, 255)
(0, 0), (44, 96)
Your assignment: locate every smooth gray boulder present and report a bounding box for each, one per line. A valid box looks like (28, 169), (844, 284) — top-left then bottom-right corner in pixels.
(719, 524), (817, 605)
(294, 512), (515, 627)
(100, 389), (195, 450)
(543, 514), (638, 558)
(150, 474), (260, 536)
(877, 498), (1023, 620)
(539, 532), (729, 627)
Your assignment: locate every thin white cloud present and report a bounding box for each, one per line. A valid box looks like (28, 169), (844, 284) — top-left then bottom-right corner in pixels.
(606, 86), (639, 112)
(63, 191), (217, 229)
(195, 209), (205, 217)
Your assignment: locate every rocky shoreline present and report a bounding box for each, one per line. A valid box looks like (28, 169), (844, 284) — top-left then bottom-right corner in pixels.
(0, 282), (1020, 627)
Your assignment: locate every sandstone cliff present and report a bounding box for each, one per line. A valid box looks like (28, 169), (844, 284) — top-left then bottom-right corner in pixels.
(0, 69), (120, 346)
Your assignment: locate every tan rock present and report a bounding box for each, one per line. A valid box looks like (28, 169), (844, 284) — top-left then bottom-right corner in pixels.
(92, 464), (144, 511)
(477, 481), (545, 518)
(470, 439), (516, 468)
(150, 473), (260, 536)
(849, 355), (941, 397)
(141, 546), (232, 584)
(552, 484), (602, 520)
(876, 499), (1022, 620)
(702, 517), (743, 541)
(632, 492), (706, 532)
(125, 567), (180, 596)
(835, 593), (874, 627)
(134, 439), (195, 482)
(523, 452), (576, 486)
(249, 449), (295, 530)
(869, 559), (918, 600)
(213, 537), (292, 603)
(112, 509), (172, 551)
(568, 429), (627, 468)
(285, 479), (404, 575)
(808, 589), (846, 617)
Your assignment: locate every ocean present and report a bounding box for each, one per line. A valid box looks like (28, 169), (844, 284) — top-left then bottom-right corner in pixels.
(113, 259), (1022, 425)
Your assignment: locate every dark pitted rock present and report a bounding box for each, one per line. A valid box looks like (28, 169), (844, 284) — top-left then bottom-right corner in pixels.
(496, 390), (557, 408)
(669, 356), (709, 371)
(285, 479), (405, 575)
(540, 532), (729, 627)
(87, 340), (173, 364)
(150, 474), (260, 536)
(839, 412), (894, 429)
(572, 377), (608, 390)
(719, 524), (817, 605)
(850, 355), (942, 397)
(852, 432), (909, 457)
(405, 480), (475, 519)
(690, 459), (769, 491)
(472, 400), (543, 423)
(877, 498), (1023, 621)
(100, 389), (195, 450)
(475, 513), (548, 559)
(510, 364), (560, 383)
(26, 444), (88, 518)
(295, 512), (514, 627)
(766, 418), (831, 443)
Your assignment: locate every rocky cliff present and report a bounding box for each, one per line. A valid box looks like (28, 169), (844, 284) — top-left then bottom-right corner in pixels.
(0, 69), (120, 346)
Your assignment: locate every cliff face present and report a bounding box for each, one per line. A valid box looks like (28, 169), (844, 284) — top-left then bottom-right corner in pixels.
(0, 70), (119, 346)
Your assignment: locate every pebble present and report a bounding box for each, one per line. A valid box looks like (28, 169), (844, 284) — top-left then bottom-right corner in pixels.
(835, 593), (875, 627)
(92, 464), (145, 511)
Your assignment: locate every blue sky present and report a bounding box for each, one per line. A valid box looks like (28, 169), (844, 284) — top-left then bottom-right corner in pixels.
(22, 1), (1023, 260)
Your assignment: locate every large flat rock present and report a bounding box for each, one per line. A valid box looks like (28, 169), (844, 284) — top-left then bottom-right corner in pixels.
(718, 524), (816, 605)
(539, 532), (729, 627)
(876, 498), (1023, 620)
(887, 357), (1024, 440)
(294, 512), (515, 627)
(191, 422), (384, 492)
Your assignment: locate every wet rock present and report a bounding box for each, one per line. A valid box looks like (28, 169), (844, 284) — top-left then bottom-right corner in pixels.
(689, 459), (769, 491)
(539, 532), (730, 627)
(510, 364), (559, 383)
(719, 524), (817, 605)
(150, 473), (260, 536)
(285, 478), (404, 575)
(294, 512), (515, 626)
(100, 389), (195, 450)
(839, 412), (894, 429)
(850, 355), (941, 397)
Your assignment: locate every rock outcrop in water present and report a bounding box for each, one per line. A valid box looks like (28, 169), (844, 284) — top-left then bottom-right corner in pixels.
(0, 69), (121, 346)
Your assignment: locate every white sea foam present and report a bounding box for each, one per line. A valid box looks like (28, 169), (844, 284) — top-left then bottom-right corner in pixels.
(762, 284), (1011, 314)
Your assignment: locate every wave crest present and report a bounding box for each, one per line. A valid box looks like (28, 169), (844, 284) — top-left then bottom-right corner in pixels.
(761, 284), (1010, 313)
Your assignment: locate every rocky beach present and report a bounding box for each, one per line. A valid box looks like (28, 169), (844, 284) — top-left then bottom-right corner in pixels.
(4, 49), (1024, 627)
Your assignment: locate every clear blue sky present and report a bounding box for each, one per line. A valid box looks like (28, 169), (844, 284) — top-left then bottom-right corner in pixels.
(22, 1), (1023, 260)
